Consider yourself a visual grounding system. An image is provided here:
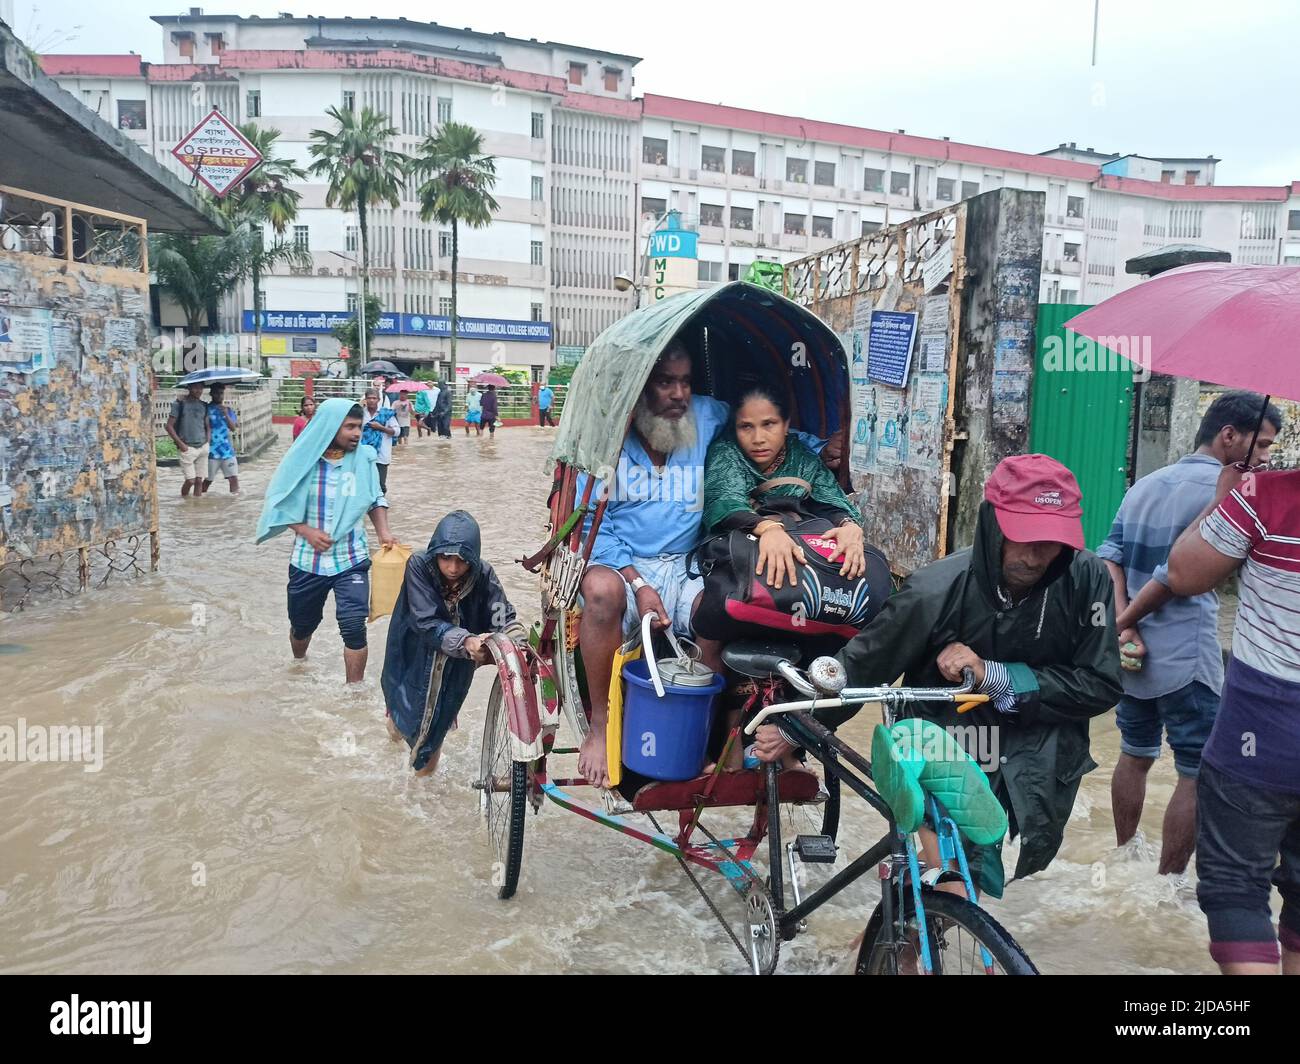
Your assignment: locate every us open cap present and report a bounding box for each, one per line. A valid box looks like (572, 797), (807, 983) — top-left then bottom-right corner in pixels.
(984, 454), (1085, 551)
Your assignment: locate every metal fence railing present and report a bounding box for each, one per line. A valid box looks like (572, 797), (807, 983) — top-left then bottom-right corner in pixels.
(278, 378), (567, 420)
(153, 378), (275, 455)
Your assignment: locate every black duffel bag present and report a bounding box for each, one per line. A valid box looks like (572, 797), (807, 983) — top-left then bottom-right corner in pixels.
(690, 480), (891, 643)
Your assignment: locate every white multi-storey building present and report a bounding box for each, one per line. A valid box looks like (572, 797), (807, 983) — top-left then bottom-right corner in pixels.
(41, 10), (1300, 375)
(45, 11), (640, 377)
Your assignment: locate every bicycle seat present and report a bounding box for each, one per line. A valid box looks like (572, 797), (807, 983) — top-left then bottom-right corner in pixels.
(870, 718), (1007, 846)
(721, 640), (801, 679)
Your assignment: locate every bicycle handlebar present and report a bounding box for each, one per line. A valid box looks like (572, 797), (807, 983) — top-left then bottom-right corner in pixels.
(743, 665), (980, 736)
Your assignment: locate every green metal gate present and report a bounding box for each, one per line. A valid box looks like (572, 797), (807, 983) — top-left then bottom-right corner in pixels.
(1028, 303), (1134, 550)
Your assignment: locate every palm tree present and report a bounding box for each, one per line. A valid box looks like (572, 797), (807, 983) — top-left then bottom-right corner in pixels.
(221, 124), (308, 360)
(151, 229), (257, 336)
(411, 121), (499, 380)
(307, 106), (407, 364)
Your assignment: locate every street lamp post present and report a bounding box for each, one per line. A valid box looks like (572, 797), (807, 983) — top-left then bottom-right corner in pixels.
(327, 249), (367, 366)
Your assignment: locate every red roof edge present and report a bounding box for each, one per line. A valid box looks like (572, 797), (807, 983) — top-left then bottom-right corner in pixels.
(39, 54), (144, 78)
(640, 94), (1100, 182)
(1094, 174), (1289, 202)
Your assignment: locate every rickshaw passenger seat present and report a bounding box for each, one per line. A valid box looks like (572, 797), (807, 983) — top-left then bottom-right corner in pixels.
(721, 640), (802, 679)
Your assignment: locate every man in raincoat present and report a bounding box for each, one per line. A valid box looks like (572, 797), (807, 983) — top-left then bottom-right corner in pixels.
(755, 454), (1124, 894)
(382, 511), (525, 776)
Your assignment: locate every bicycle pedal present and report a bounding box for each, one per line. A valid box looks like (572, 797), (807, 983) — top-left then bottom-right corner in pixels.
(793, 834), (837, 864)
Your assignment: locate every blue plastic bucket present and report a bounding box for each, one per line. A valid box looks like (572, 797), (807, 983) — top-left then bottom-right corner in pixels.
(620, 656), (723, 781)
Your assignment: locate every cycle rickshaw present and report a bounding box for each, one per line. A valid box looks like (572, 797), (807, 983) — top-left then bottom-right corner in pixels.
(473, 281), (1036, 975)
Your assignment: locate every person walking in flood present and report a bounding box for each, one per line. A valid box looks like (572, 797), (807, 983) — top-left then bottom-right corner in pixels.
(381, 510), (524, 776)
(202, 382), (240, 495)
(256, 398), (398, 684)
(480, 383), (499, 438)
(166, 381), (210, 498)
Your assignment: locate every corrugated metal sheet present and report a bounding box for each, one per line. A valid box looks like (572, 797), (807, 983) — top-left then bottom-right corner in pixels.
(1029, 303), (1134, 550)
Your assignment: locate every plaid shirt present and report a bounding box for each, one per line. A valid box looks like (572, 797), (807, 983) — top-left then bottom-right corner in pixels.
(289, 457), (388, 576)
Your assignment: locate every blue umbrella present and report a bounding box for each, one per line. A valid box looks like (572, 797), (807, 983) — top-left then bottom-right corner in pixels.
(177, 366), (260, 387)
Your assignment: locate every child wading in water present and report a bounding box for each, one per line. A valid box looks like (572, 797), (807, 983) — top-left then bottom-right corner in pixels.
(381, 511), (524, 776)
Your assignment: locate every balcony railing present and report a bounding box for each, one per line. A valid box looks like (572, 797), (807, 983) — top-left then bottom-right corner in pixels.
(0, 183), (147, 273)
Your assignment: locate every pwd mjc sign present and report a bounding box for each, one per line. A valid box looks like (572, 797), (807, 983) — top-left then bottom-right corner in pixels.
(648, 229), (698, 259)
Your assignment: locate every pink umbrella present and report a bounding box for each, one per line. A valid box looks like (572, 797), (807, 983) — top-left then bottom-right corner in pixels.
(385, 380), (429, 393)
(1064, 263), (1300, 401)
(470, 372), (510, 387)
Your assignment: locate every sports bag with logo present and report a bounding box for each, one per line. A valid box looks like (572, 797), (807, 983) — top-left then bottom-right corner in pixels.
(690, 483), (891, 641)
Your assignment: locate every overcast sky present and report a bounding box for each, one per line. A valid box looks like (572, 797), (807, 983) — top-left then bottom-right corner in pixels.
(20, 0), (1300, 185)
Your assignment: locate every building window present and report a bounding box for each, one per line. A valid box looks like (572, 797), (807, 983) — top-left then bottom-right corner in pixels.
(814, 161), (836, 187)
(701, 145), (725, 172)
(531, 111), (544, 139)
(641, 196), (666, 218)
(346, 226), (358, 253)
(961, 180), (980, 199)
(1063, 242), (1080, 262)
(642, 137), (667, 165)
(786, 157), (808, 183)
(172, 32), (195, 58)
(862, 220), (883, 237)
(783, 213), (806, 236)
(246, 90), (261, 118)
(1289, 210), (1300, 231)
(730, 206), (754, 231)
(1161, 170), (1175, 183)
(1067, 196), (1085, 219)
(603, 68), (621, 92)
(864, 168), (885, 193)
(342, 90), (355, 112)
(117, 100), (146, 130)
(697, 260), (723, 282)
(293, 225), (309, 250)
(812, 216), (833, 239)
(568, 62), (586, 86)
(439, 297), (453, 316)
(1286, 255), (1300, 265)
(530, 240), (543, 266)
(699, 203), (724, 227)
(889, 171), (910, 195)
(727, 263), (740, 281)
(531, 176), (544, 201)
(437, 97), (452, 124)
(936, 177), (956, 201)
(530, 302), (544, 322)
(346, 293), (358, 313)
(438, 230), (452, 257)
(732, 149), (755, 177)
(1184, 170), (1200, 185)
(206, 32), (225, 56)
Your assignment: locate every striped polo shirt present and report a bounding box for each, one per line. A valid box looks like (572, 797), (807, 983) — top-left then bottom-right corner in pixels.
(1200, 470), (1300, 792)
(289, 457), (388, 577)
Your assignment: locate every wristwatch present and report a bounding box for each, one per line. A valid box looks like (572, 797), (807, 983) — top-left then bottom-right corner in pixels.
(629, 576), (649, 593)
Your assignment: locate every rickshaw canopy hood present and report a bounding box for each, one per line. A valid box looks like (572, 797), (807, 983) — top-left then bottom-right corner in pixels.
(551, 282), (849, 477)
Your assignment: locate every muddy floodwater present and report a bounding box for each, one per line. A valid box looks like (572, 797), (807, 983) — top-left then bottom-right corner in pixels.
(1, 427), (1219, 974)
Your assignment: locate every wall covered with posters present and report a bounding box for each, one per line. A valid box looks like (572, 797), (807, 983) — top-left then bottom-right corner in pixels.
(785, 189), (1045, 575)
(0, 250), (156, 606)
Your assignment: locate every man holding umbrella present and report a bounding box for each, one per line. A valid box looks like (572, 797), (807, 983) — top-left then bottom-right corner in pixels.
(1066, 261), (1300, 974)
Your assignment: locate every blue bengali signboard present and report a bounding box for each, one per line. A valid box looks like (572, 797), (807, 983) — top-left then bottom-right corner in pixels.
(242, 310), (553, 343)
(866, 310), (918, 388)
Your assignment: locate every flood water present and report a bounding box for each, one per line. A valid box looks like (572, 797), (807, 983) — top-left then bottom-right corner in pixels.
(1, 426), (1218, 974)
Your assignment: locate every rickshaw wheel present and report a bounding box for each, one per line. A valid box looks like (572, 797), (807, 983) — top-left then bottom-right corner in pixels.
(554, 607), (590, 742)
(745, 882), (780, 975)
(480, 678), (527, 900)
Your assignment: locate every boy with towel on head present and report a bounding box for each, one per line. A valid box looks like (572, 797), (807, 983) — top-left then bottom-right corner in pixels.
(256, 398), (398, 683)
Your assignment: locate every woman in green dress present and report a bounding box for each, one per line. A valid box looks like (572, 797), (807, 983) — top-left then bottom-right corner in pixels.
(703, 381), (867, 590)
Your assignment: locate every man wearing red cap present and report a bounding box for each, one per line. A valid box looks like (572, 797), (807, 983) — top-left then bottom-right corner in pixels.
(756, 453), (1123, 894)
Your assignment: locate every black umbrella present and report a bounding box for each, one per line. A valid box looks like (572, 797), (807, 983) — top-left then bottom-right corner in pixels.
(359, 359), (401, 376)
